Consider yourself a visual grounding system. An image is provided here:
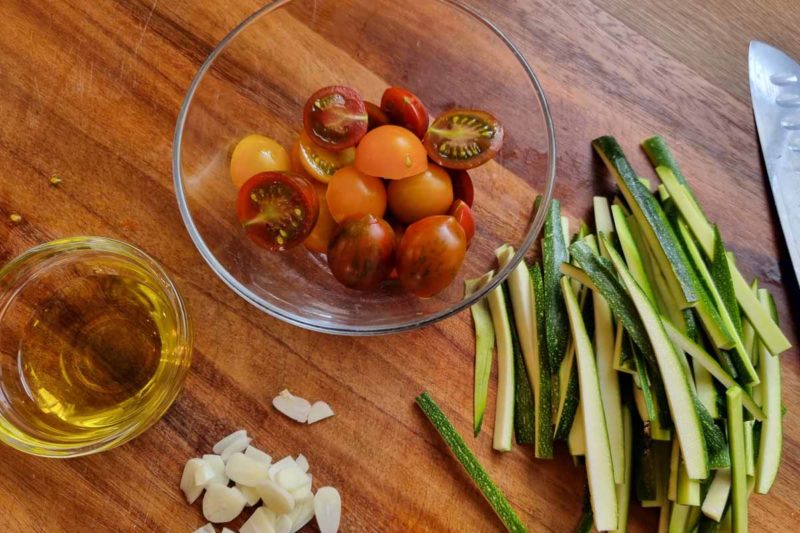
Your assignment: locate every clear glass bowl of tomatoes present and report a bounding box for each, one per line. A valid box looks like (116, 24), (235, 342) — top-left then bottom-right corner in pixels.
(173, 0), (556, 335)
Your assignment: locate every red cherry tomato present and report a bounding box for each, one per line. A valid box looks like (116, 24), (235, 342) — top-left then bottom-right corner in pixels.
(424, 109), (503, 170)
(397, 215), (466, 297)
(380, 87), (429, 139)
(448, 169), (474, 207)
(365, 101), (390, 131)
(327, 214), (396, 290)
(448, 200), (475, 245)
(236, 172), (319, 251)
(303, 86), (367, 151)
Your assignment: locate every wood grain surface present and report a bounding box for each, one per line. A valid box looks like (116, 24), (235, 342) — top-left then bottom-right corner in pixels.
(1, 0), (798, 531)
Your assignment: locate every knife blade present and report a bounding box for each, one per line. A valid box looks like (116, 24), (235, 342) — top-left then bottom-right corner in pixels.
(749, 40), (800, 285)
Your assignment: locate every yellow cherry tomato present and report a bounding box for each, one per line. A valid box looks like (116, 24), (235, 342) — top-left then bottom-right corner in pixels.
(304, 183), (338, 253)
(387, 163), (453, 223)
(326, 166), (387, 223)
(230, 134), (290, 189)
(354, 125), (427, 179)
(298, 131), (356, 184)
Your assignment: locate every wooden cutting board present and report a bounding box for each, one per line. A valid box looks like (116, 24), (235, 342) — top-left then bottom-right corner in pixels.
(0, 0), (797, 531)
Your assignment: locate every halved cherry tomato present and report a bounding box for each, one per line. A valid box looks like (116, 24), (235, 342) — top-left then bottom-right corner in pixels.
(387, 163), (453, 224)
(327, 214), (395, 290)
(355, 125), (427, 179)
(448, 200), (475, 245)
(236, 172), (319, 251)
(424, 109), (503, 170)
(365, 101), (390, 131)
(448, 169), (474, 207)
(230, 134), (290, 189)
(326, 166), (387, 223)
(397, 215), (466, 297)
(304, 183), (338, 253)
(297, 131), (355, 184)
(289, 139), (305, 175)
(303, 86), (367, 151)
(380, 87), (429, 139)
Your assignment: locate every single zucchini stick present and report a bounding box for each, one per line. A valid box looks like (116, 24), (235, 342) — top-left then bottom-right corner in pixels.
(641, 135), (707, 217)
(561, 276), (618, 531)
(655, 165), (790, 355)
(710, 227), (743, 336)
(668, 503), (690, 533)
(754, 289), (783, 494)
(543, 199), (570, 374)
(486, 282), (515, 452)
(495, 245), (540, 450)
(415, 392), (528, 533)
(568, 400), (587, 457)
(663, 320), (764, 420)
(744, 420), (755, 477)
(668, 437), (679, 501)
(726, 386), (747, 533)
(601, 236), (708, 480)
(465, 272), (496, 437)
(701, 468), (731, 522)
(695, 359), (719, 418)
(614, 321), (637, 374)
(612, 405), (633, 533)
(611, 204), (656, 304)
(677, 455), (701, 506)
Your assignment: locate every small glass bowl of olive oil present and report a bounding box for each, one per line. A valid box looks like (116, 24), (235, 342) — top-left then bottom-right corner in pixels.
(0, 237), (192, 457)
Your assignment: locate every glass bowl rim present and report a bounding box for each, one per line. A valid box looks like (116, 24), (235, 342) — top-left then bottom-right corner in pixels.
(171, 0), (557, 335)
(0, 236), (192, 457)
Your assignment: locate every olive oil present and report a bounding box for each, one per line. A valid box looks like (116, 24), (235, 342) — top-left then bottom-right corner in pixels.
(0, 239), (191, 455)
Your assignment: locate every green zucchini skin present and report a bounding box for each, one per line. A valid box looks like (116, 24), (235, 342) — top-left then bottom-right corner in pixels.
(711, 226), (742, 337)
(530, 264), (555, 457)
(506, 284), (536, 445)
(465, 274), (496, 437)
(593, 136), (697, 307)
(726, 387), (748, 533)
(543, 199), (570, 375)
(695, 397), (730, 469)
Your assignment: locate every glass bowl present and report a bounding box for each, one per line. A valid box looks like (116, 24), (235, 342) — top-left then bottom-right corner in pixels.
(0, 237), (192, 457)
(173, 0), (556, 334)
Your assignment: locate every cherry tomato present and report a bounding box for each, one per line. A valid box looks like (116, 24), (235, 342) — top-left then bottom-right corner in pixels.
(380, 87), (429, 138)
(326, 166), (387, 223)
(448, 169), (474, 207)
(355, 125), (428, 180)
(236, 172), (319, 251)
(397, 215), (466, 297)
(303, 86), (367, 151)
(297, 131), (355, 183)
(424, 109), (503, 170)
(230, 134), (290, 189)
(365, 101), (390, 130)
(289, 138), (305, 175)
(387, 163), (453, 224)
(327, 214), (395, 290)
(448, 200), (476, 245)
(304, 183), (338, 254)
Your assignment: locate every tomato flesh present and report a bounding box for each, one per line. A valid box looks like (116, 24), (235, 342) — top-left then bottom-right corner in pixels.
(424, 109), (503, 170)
(297, 131), (355, 183)
(303, 86), (367, 151)
(448, 200), (476, 245)
(236, 172), (319, 251)
(326, 166), (387, 223)
(355, 125), (427, 179)
(397, 215), (466, 297)
(365, 101), (390, 131)
(230, 134), (290, 189)
(380, 87), (429, 139)
(327, 214), (395, 290)
(304, 183), (338, 254)
(387, 163), (453, 224)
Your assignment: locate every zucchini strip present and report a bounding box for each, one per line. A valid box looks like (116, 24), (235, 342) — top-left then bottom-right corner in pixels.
(415, 392), (528, 532)
(543, 199), (570, 374)
(601, 235), (708, 480)
(701, 468), (731, 522)
(711, 226), (743, 336)
(754, 289), (783, 494)
(612, 405), (633, 533)
(726, 386), (747, 533)
(568, 400), (587, 457)
(611, 204), (656, 304)
(561, 277), (618, 531)
(465, 272), (496, 436)
(486, 282), (515, 452)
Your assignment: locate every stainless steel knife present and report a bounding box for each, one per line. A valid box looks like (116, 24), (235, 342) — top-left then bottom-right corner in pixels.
(749, 41), (800, 285)
(750, 41), (800, 282)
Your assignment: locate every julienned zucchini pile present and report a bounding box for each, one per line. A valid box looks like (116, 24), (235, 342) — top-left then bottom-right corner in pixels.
(461, 135), (787, 532)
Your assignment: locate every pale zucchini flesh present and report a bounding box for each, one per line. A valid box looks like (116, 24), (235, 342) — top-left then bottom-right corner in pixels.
(726, 386), (747, 533)
(612, 405), (633, 533)
(465, 272), (496, 437)
(702, 467), (731, 522)
(486, 283), (515, 452)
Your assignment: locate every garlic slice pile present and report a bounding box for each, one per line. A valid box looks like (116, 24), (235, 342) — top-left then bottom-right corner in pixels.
(272, 390), (334, 425)
(182, 429), (341, 533)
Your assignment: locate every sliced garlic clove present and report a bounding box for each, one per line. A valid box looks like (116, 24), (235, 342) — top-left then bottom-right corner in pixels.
(221, 528), (235, 533)
(256, 479), (295, 515)
(314, 487), (341, 533)
(240, 506), (277, 533)
(289, 498), (315, 533)
(290, 481), (312, 503)
(181, 458), (208, 504)
(307, 401), (334, 424)
(278, 389), (294, 398)
(245, 445), (273, 465)
(201, 454), (229, 487)
(225, 452), (270, 487)
(212, 429), (248, 454)
(236, 483), (261, 507)
(192, 523), (216, 533)
(268, 456), (297, 480)
(202, 485), (246, 523)
(294, 454), (309, 473)
(276, 465), (310, 492)
(220, 436), (252, 462)
(275, 514), (292, 533)
(272, 394), (312, 423)
(193, 460), (215, 486)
